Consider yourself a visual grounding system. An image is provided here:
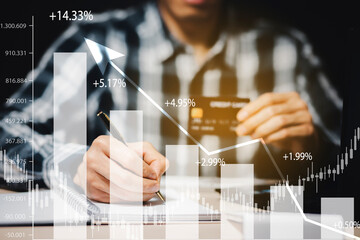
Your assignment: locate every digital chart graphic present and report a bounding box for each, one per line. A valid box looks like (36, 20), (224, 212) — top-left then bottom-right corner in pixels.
(0, 2), (359, 240)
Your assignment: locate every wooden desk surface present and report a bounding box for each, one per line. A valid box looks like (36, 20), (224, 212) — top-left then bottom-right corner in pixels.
(0, 188), (231, 240)
(1, 188), (359, 240)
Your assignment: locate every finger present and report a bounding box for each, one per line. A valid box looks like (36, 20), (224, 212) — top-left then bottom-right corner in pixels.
(95, 136), (157, 180)
(87, 170), (110, 194)
(87, 186), (111, 203)
(94, 157), (160, 193)
(237, 92), (300, 121)
(87, 170), (157, 202)
(88, 147), (160, 194)
(109, 137), (158, 180)
(126, 142), (144, 158)
(264, 124), (314, 143)
(129, 142), (168, 178)
(236, 100), (307, 135)
(143, 142), (168, 177)
(107, 159), (160, 194)
(252, 110), (312, 138)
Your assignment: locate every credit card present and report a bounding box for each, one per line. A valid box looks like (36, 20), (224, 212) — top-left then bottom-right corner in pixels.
(188, 96), (250, 136)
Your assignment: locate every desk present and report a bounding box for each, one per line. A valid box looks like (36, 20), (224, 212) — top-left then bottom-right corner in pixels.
(0, 188), (237, 240)
(1, 188), (360, 240)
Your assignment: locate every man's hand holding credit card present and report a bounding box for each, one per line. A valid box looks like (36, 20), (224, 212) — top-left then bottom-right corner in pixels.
(189, 93), (316, 153)
(189, 96), (250, 136)
(236, 92), (316, 152)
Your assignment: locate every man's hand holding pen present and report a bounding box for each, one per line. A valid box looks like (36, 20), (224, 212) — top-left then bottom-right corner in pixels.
(73, 137), (168, 203)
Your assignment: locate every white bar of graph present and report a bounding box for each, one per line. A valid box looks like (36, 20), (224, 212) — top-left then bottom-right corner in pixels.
(53, 53), (87, 239)
(270, 185), (303, 239)
(165, 145), (199, 239)
(109, 110), (144, 240)
(321, 197), (354, 239)
(221, 164), (254, 240)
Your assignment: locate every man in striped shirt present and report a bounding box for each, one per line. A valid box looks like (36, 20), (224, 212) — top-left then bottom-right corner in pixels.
(0, 0), (341, 202)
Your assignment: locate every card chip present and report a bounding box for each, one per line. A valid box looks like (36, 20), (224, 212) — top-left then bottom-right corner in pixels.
(191, 108), (203, 119)
(189, 96), (250, 136)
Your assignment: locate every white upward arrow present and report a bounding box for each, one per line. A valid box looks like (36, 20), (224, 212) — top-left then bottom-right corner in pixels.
(85, 38), (124, 75)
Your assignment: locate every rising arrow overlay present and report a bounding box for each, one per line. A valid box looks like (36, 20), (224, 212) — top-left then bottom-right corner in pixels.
(84, 38), (359, 240)
(85, 38), (124, 75)
(84, 37), (260, 156)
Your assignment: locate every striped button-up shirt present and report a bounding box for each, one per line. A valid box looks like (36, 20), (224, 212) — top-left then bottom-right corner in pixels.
(0, 1), (342, 189)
